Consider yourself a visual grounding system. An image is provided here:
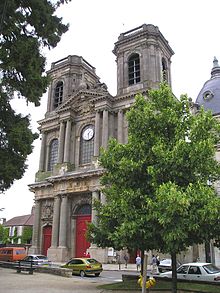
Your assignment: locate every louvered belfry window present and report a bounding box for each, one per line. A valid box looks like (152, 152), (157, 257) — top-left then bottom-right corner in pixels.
(128, 53), (140, 85)
(54, 81), (63, 109)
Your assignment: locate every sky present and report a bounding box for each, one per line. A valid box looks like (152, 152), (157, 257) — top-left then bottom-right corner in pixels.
(1, 0), (220, 221)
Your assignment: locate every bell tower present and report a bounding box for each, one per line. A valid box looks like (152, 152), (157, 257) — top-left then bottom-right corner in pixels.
(113, 24), (174, 96)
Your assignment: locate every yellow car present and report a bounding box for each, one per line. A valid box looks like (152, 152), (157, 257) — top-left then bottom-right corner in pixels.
(61, 258), (103, 277)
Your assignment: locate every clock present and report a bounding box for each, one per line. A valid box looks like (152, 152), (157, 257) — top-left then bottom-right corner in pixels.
(82, 126), (94, 140)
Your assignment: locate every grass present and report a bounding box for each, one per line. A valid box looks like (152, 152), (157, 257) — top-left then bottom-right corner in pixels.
(98, 278), (220, 292)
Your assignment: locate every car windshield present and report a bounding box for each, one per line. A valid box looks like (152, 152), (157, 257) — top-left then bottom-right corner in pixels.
(161, 259), (171, 265)
(87, 259), (98, 264)
(203, 264), (220, 274)
(36, 256), (47, 260)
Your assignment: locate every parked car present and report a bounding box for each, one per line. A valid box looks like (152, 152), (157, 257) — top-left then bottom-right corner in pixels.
(21, 254), (52, 267)
(158, 258), (181, 273)
(61, 258), (103, 277)
(160, 262), (220, 282)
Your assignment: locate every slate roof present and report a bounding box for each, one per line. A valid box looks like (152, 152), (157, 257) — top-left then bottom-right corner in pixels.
(196, 57), (220, 115)
(3, 214), (34, 227)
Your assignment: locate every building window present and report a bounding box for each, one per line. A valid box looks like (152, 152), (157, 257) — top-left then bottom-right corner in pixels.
(77, 204), (91, 215)
(80, 125), (94, 164)
(162, 58), (168, 82)
(48, 139), (58, 171)
(128, 53), (141, 85)
(54, 81), (63, 109)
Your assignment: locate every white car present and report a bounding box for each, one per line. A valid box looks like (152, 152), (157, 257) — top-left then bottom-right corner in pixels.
(160, 262), (220, 282)
(158, 258), (181, 273)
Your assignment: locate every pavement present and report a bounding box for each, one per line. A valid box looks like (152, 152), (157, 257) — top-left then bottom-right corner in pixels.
(54, 262), (153, 274)
(102, 263), (139, 271)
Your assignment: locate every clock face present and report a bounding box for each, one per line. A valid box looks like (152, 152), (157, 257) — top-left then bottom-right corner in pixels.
(82, 127), (94, 140)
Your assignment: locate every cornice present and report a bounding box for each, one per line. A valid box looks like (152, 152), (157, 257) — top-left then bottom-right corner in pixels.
(28, 181), (53, 190)
(47, 167), (105, 183)
(114, 89), (148, 102)
(91, 94), (114, 103)
(38, 115), (59, 128)
(29, 168), (105, 190)
(113, 24), (174, 56)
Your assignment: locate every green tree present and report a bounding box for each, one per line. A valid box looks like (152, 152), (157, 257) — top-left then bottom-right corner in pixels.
(0, 0), (70, 192)
(87, 84), (220, 293)
(0, 224), (4, 242)
(21, 226), (32, 244)
(0, 225), (9, 244)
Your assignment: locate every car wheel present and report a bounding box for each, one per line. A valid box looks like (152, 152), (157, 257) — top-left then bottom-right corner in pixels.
(95, 273), (100, 277)
(80, 270), (86, 277)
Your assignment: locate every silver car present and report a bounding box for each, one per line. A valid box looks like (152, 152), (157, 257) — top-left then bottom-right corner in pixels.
(160, 262), (220, 282)
(21, 254), (52, 267)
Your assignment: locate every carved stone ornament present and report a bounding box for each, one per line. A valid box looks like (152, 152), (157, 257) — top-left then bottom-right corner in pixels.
(71, 95), (94, 114)
(71, 194), (92, 217)
(41, 200), (54, 221)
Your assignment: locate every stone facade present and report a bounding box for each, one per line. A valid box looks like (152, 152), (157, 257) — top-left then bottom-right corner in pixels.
(28, 24), (174, 262)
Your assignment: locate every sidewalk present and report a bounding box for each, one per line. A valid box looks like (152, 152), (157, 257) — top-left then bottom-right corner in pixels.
(102, 263), (137, 271)
(54, 262), (152, 272)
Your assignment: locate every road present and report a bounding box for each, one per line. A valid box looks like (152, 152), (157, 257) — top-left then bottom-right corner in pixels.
(0, 267), (139, 293)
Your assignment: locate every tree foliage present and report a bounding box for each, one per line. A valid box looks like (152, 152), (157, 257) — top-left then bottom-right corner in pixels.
(0, 0), (70, 192)
(21, 226), (32, 244)
(0, 225), (9, 243)
(87, 84), (220, 256)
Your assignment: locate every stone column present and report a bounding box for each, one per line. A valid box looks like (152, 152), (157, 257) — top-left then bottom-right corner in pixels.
(64, 120), (72, 162)
(58, 195), (68, 247)
(30, 200), (41, 252)
(51, 195), (61, 248)
(58, 121), (65, 163)
(100, 191), (106, 205)
(39, 132), (46, 171)
(92, 191), (99, 226)
(71, 123), (76, 164)
(124, 113), (129, 144)
(94, 111), (100, 156)
(117, 110), (123, 143)
(102, 109), (109, 149)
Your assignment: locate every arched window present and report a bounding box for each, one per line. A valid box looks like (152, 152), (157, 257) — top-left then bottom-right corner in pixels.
(54, 81), (63, 109)
(48, 139), (58, 171)
(80, 125), (94, 165)
(76, 204), (91, 215)
(162, 58), (168, 82)
(128, 53), (141, 85)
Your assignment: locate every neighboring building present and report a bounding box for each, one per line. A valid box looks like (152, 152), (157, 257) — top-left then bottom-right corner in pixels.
(3, 211), (34, 245)
(195, 57), (220, 266)
(29, 24), (174, 262)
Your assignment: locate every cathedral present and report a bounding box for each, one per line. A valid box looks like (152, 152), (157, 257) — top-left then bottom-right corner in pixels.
(29, 23), (220, 265)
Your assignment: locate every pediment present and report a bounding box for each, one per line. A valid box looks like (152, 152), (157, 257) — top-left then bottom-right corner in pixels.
(56, 90), (100, 115)
(56, 89), (113, 115)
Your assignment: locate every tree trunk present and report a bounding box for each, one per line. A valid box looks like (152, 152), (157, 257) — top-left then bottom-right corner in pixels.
(141, 249), (144, 274)
(141, 251), (148, 293)
(171, 252), (177, 293)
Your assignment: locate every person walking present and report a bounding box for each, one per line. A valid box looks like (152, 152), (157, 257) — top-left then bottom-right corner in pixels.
(136, 255), (141, 271)
(151, 255), (157, 274)
(124, 254), (129, 268)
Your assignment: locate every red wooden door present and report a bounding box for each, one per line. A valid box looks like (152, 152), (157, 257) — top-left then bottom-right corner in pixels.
(75, 215), (91, 257)
(43, 225), (52, 256)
